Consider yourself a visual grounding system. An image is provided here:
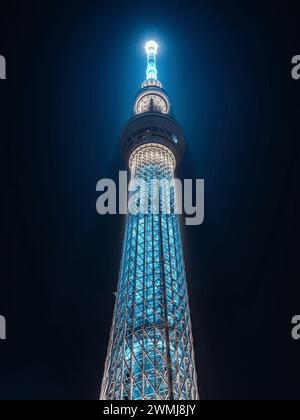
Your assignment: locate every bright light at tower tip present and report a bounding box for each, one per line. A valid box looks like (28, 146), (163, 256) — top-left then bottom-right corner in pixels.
(145, 40), (158, 54)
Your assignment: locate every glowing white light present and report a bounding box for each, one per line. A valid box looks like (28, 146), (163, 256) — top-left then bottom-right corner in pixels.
(145, 40), (158, 55)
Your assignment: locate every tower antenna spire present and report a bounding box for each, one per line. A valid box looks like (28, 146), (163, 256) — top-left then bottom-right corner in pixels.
(145, 40), (158, 80)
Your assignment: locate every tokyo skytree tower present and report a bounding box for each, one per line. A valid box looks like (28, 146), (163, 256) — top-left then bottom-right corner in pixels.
(100, 41), (199, 400)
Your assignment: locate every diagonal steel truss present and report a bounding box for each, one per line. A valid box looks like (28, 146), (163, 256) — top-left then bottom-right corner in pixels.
(100, 145), (199, 400)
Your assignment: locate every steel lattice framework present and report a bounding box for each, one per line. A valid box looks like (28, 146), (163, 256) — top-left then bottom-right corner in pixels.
(100, 41), (198, 401)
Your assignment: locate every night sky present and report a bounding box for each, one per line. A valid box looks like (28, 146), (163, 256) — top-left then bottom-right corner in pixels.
(0, 0), (299, 400)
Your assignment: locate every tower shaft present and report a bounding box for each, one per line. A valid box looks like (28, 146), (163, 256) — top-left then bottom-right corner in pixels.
(100, 145), (198, 400)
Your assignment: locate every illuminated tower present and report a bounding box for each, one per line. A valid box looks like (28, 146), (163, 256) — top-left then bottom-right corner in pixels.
(100, 41), (199, 400)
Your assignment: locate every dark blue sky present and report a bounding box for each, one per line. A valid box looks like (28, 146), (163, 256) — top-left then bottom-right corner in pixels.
(0, 0), (299, 400)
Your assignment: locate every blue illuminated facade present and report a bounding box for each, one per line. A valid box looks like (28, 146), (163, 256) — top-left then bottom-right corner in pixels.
(100, 42), (198, 400)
